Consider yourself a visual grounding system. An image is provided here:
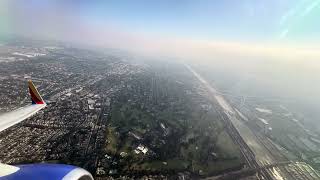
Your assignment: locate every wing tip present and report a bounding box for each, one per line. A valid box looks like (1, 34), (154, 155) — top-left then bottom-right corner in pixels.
(28, 80), (45, 105)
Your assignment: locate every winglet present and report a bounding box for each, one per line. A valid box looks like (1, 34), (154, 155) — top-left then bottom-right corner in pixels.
(28, 80), (45, 104)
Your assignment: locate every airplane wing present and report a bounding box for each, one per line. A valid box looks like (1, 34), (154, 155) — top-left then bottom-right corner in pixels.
(0, 80), (94, 180)
(0, 80), (46, 132)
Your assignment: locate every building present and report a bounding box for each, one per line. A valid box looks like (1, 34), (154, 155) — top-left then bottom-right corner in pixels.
(257, 118), (272, 134)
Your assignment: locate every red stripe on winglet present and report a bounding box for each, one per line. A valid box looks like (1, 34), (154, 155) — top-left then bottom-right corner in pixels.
(29, 87), (44, 104)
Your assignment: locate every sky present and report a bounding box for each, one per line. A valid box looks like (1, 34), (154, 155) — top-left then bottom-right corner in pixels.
(0, 0), (319, 59)
(1, 0), (320, 126)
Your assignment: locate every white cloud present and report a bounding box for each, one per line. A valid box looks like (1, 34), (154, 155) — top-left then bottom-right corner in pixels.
(300, 0), (320, 17)
(279, 0), (319, 38)
(279, 28), (289, 39)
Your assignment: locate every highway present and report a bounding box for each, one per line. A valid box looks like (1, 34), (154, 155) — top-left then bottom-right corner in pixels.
(185, 64), (320, 180)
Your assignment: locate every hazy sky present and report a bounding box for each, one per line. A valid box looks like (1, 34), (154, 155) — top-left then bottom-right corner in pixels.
(1, 0), (319, 59)
(1, 1), (320, 126)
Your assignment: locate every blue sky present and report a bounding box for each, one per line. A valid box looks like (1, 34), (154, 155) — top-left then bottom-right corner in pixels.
(78, 0), (319, 41)
(1, 0), (319, 59)
(3, 0), (319, 42)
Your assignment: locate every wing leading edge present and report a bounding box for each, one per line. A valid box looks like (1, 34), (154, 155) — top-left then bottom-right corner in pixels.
(0, 81), (94, 180)
(0, 80), (46, 132)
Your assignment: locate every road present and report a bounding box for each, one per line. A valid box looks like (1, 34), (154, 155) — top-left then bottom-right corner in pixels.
(185, 64), (320, 180)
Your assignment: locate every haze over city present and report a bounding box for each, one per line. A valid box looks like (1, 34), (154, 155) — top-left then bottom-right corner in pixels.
(1, 0), (319, 58)
(0, 1), (320, 179)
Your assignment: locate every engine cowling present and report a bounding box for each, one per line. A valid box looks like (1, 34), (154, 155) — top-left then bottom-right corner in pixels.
(0, 163), (93, 180)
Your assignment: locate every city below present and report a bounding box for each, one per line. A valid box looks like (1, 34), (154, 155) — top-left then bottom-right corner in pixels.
(0, 39), (320, 180)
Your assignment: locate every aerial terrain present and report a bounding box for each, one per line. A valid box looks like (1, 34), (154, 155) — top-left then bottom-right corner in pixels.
(0, 39), (320, 180)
